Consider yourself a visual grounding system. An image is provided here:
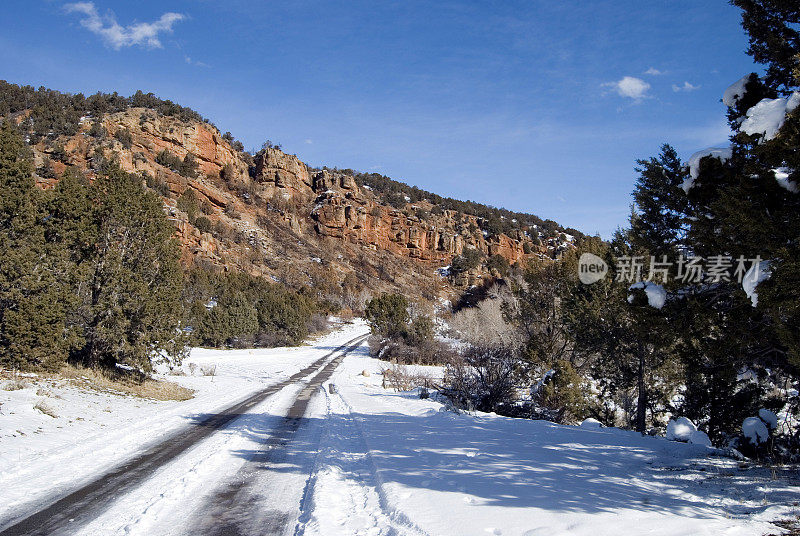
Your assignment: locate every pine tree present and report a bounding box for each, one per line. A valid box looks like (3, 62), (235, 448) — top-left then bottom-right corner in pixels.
(0, 122), (70, 370)
(81, 166), (186, 371)
(730, 0), (800, 91)
(630, 144), (689, 257)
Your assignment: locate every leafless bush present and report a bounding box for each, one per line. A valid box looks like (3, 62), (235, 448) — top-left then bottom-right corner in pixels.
(307, 313), (330, 334)
(187, 363), (198, 375)
(448, 283), (520, 347)
(442, 345), (519, 413)
(34, 400), (57, 418)
(230, 334), (255, 349)
(200, 364), (217, 377)
(254, 331), (292, 347)
(381, 364), (435, 392)
(2, 379), (27, 391)
(369, 335), (456, 366)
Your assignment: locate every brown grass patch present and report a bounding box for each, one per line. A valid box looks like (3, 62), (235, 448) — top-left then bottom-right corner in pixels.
(58, 365), (194, 401)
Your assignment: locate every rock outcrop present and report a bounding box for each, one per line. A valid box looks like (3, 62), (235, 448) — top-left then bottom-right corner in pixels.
(28, 108), (570, 299)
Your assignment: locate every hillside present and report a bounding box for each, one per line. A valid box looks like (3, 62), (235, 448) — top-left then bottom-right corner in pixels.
(0, 81), (580, 307)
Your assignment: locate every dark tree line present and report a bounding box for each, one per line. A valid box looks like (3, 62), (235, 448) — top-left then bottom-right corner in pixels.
(0, 121), (185, 372)
(0, 120), (328, 374)
(503, 0), (800, 458)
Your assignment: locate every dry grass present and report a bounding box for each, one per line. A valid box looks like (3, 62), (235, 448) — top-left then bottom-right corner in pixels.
(34, 400), (58, 418)
(381, 364), (435, 392)
(58, 365), (194, 401)
(2, 378), (28, 391)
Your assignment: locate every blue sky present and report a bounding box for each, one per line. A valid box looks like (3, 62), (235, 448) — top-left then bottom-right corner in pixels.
(1, 1), (760, 237)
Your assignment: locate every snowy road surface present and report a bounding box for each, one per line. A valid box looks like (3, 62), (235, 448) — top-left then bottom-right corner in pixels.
(1, 319), (798, 535)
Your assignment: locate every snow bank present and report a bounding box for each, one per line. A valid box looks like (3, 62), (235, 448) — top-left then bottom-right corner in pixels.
(580, 418), (602, 428)
(758, 408), (779, 430)
(742, 416), (769, 445)
(723, 74), (750, 107)
(326, 353), (794, 536)
(628, 281), (667, 309)
(666, 416), (697, 442)
(688, 430), (712, 447)
(740, 92), (800, 141)
(771, 167), (798, 193)
(742, 260), (771, 307)
(682, 147), (732, 192)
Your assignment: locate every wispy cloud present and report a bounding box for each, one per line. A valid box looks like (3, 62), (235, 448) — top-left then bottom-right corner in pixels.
(644, 67), (664, 76)
(603, 76), (651, 100)
(304, 138), (313, 145)
(672, 81), (700, 92)
(184, 56), (209, 67)
(65, 2), (185, 50)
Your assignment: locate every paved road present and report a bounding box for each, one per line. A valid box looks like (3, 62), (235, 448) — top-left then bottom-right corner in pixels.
(0, 334), (368, 536)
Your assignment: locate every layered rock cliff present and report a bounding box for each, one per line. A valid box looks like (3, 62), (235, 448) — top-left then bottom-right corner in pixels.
(26, 107), (574, 305)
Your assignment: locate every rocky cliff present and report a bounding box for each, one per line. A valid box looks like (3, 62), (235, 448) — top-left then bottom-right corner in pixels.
(26, 107), (574, 306)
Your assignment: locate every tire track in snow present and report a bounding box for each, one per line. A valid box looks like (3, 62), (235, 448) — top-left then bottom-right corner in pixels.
(0, 333), (368, 536)
(293, 374), (429, 536)
(188, 336), (369, 536)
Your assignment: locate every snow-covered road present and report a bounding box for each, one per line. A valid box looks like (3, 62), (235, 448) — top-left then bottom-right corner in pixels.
(1, 319), (798, 536)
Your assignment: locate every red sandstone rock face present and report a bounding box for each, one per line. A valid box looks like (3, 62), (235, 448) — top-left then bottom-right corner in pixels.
(29, 108), (561, 291)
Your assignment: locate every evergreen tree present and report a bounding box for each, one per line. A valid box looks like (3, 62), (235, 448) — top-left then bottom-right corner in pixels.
(364, 293), (409, 339)
(81, 166), (186, 371)
(0, 122), (70, 370)
(630, 144), (689, 257)
(730, 0), (800, 91)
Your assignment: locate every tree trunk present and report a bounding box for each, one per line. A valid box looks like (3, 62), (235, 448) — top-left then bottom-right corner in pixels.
(636, 350), (647, 433)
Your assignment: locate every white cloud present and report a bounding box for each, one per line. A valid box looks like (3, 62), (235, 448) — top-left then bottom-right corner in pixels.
(184, 56), (209, 68)
(304, 139), (313, 144)
(672, 81), (700, 92)
(604, 76), (651, 100)
(65, 2), (185, 50)
(644, 67), (664, 76)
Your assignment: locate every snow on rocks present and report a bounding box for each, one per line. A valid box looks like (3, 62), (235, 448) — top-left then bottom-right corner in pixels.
(666, 416), (697, 442)
(580, 418), (603, 428)
(628, 281), (667, 309)
(681, 147), (733, 193)
(688, 430), (712, 447)
(742, 416), (769, 445)
(758, 408), (779, 430)
(740, 92), (800, 141)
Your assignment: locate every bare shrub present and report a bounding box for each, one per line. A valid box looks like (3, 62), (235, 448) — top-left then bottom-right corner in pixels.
(2, 379), (27, 391)
(381, 364), (435, 391)
(369, 335), (456, 366)
(307, 313), (330, 334)
(442, 345), (519, 413)
(200, 364), (217, 377)
(34, 400), (57, 418)
(448, 283), (520, 347)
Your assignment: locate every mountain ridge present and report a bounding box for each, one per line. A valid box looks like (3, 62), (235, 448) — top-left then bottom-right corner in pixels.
(1, 81), (580, 305)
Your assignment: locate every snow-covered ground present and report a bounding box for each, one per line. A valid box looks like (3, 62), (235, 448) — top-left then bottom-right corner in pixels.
(1, 321), (799, 535)
(0, 320), (369, 528)
(307, 351), (800, 536)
